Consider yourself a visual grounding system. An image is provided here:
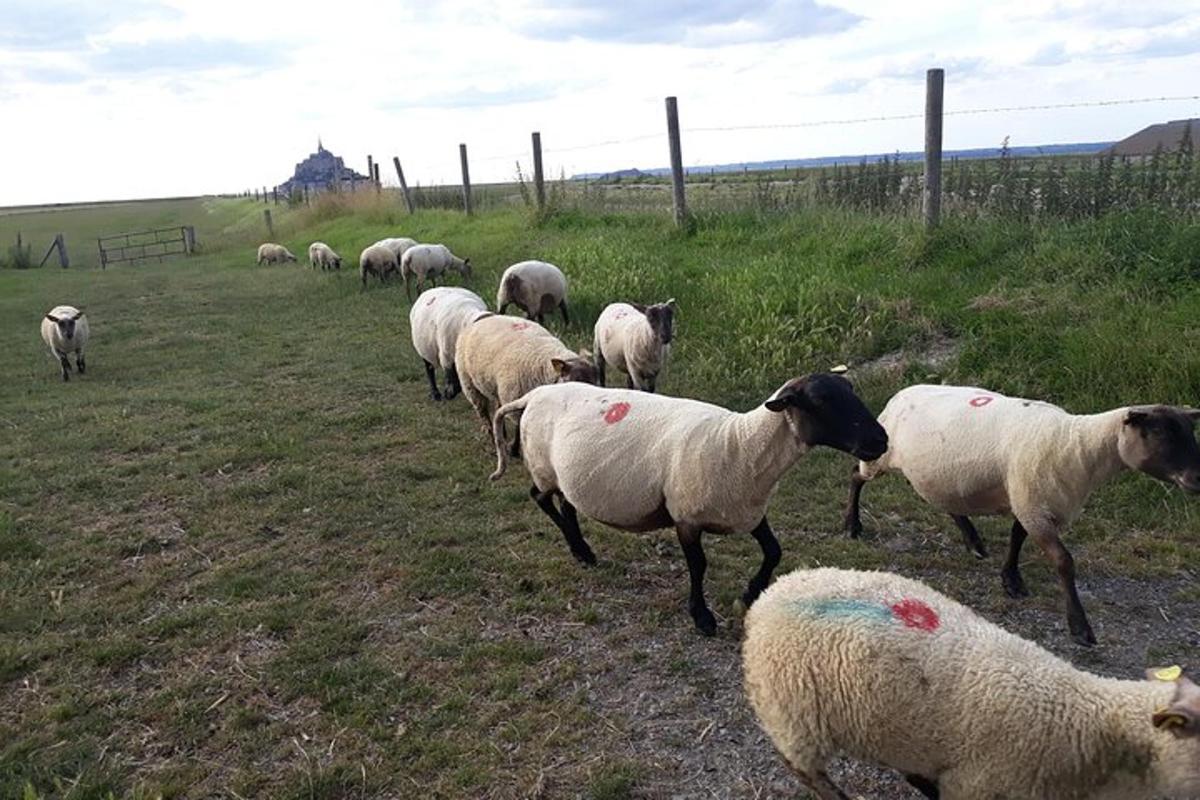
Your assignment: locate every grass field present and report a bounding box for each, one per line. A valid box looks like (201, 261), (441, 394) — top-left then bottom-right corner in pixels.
(3, 198), (1200, 799)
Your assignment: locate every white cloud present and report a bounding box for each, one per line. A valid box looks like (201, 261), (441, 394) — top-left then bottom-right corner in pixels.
(1, 0), (1199, 204)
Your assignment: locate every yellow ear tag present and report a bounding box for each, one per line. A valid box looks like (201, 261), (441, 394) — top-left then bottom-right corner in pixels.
(1154, 665), (1183, 682)
(830, 364), (849, 374)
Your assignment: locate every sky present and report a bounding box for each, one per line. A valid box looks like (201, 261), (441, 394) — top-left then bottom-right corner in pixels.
(2, 0), (1200, 205)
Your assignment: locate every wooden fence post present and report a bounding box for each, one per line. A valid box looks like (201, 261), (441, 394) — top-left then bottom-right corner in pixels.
(665, 96), (688, 228)
(272, 188), (279, 205)
(184, 226), (196, 254)
(393, 157), (415, 213)
(923, 67), (945, 230)
(459, 143), (473, 216)
(532, 131), (546, 212)
(97, 238), (107, 270)
(373, 163), (381, 190)
(254, 189), (260, 202)
(39, 233), (68, 268)
(264, 209), (274, 238)
(367, 155), (374, 188)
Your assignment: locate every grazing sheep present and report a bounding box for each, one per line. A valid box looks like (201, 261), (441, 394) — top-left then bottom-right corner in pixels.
(400, 244), (471, 301)
(359, 243), (399, 288)
(593, 300), (676, 392)
(743, 567), (1200, 800)
(456, 315), (596, 448)
(307, 242), (342, 271)
(376, 237), (417, 261)
(256, 243), (297, 265)
(41, 305), (89, 382)
(496, 260), (569, 325)
(489, 374), (887, 635)
(409, 287), (489, 401)
(844, 384), (1200, 646)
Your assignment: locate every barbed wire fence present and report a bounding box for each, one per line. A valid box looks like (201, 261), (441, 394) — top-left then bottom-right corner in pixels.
(278, 70), (1200, 229)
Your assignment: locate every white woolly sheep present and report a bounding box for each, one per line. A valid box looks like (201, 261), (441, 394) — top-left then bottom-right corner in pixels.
(844, 384), (1200, 646)
(400, 244), (471, 301)
(456, 315), (596, 448)
(41, 305), (89, 382)
(359, 243), (399, 288)
(376, 237), (417, 261)
(307, 242), (342, 271)
(496, 260), (569, 325)
(489, 374), (887, 635)
(409, 287), (489, 401)
(593, 299), (676, 393)
(743, 566), (1200, 800)
(256, 243), (297, 265)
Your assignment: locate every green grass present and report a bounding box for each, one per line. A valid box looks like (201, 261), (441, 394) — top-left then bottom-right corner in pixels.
(2, 197), (1199, 798)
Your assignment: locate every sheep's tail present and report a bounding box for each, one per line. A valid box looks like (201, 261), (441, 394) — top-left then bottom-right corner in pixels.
(490, 396), (531, 481)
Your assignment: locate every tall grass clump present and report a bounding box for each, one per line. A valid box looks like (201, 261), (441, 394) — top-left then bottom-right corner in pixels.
(1, 232), (35, 269)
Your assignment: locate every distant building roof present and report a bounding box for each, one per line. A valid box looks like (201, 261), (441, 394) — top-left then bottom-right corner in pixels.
(1108, 118), (1197, 156)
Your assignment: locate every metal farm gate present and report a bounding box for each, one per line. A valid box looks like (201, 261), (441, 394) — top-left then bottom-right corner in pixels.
(97, 225), (195, 268)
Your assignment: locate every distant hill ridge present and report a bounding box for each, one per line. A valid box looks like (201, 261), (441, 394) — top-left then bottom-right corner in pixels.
(574, 142), (1114, 180)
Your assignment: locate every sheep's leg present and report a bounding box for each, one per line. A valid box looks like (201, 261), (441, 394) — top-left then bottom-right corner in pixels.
(559, 300), (570, 325)
(950, 515), (987, 559)
(644, 374), (657, 393)
(55, 349), (71, 381)
(843, 466), (867, 537)
(904, 774), (940, 799)
(403, 274), (413, 300)
(422, 360), (442, 401)
(787, 766), (848, 800)
(1025, 519), (1095, 646)
(509, 419), (522, 459)
(595, 349), (606, 387)
(1001, 519), (1030, 598)
(676, 523), (716, 635)
(741, 516), (781, 608)
(75, 352), (85, 375)
(443, 366), (461, 400)
(532, 487), (596, 565)
(626, 375), (635, 390)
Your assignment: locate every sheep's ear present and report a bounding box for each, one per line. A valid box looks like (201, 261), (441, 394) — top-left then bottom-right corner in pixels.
(45, 313), (59, 323)
(550, 358), (569, 377)
(1149, 669), (1200, 738)
(630, 302), (648, 314)
(665, 298), (677, 309)
(765, 384), (804, 413)
(71, 309), (84, 320)
(1124, 409), (1150, 427)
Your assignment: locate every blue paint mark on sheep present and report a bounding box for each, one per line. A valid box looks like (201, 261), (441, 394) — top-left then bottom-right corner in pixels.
(792, 599), (894, 624)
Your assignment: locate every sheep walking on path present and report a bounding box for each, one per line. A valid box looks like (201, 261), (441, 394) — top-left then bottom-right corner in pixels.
(409, 287), (488, 401)
(744, 567), (1200, 800)
(593, 300), (675, 392)
(490, 374), (887, 635)
(496, 261), (569, 325)
(844, 384), (1200, 646)
(41, 305), (88, 382)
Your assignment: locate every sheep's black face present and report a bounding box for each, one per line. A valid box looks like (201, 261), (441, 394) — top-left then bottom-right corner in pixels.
(47, 315), (76, 340)
(646, 304), (674, 345)
(550, 355), (599, 385)
(765, 373), (887, 461)
(1120, 406), (1200, 493)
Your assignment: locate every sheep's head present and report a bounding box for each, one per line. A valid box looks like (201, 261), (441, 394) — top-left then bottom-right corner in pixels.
(1147, 667), (1200, 739)
(644, 299), (676, 345)
(457, 258), (472, 278)
(45, 309), (83, 340)
(286, 252), (297, 262)
(1118, 405), (1200, 493)
(765, 373), (887, 461)
(550, 350), (598, 385)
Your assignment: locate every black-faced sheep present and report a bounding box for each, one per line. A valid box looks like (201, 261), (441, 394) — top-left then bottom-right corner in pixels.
(41, 305), (89, 382)
(593, 300), (675, 392)
(496, 260), (568, 325)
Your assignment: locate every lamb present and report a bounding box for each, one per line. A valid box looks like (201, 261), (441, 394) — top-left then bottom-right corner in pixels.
(400, 244), (471, 301)
(409, 287), (489, 401)
(496, 260), (569, 325)
(359, 243), (399, 288)
(843, 384), (1200, 646)
(307, 242), (342, 271)
(41, 305), (89, 382)
(256, 243), (297, 265)
(455, 315), (596, 446)
(743, 566), (1200, 800)
(593, 300), (676, 392)
(489, 374), (887, 635)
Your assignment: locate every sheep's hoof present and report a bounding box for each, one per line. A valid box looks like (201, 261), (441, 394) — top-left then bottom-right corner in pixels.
(1071, 627), (1097, 647)
(572, 547), (597, 567)
(443, 387), (459, 400)
(1002, 573), (1029, 598)
(430, 390), (443, 402)
(692, 608), (717, 637)
(845, 521), (862, 539)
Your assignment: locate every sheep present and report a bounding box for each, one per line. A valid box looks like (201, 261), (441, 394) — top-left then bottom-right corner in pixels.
(456, 315), (596, 451)
(307, 242), (342, 271)
(843, 384), (1200, 646)
(496, 260), (569, 325)
(409, 287), (489, 401)
(593, 299), (676, 392)
(742, 566), (1200, 800)
(359, 243), (399, 288)
(256, 243), (297, 265)
(488, 374), (888, 635)
(400, 244), (471, 301)
(376, 237), (417, 261)
(41, 305), (89, 382)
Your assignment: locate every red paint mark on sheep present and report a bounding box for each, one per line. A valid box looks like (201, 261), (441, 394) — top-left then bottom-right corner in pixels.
(603, 402), (631, 424)
(890, 599), (939, 631)
(969, 395), (994, 408)
(511, 321), (531, 331)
